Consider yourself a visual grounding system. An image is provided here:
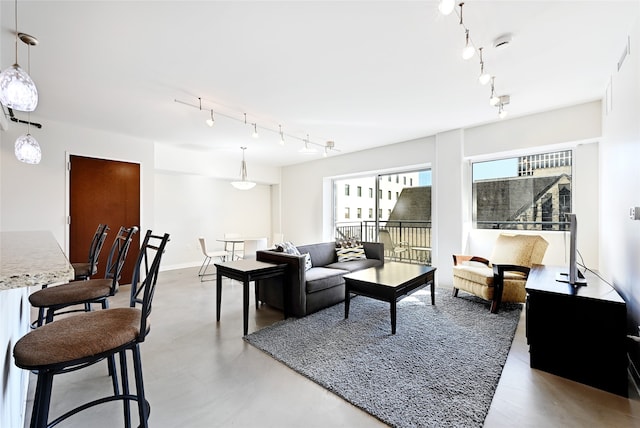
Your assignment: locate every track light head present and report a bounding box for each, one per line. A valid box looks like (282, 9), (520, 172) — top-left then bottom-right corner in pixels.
(438, 0), (455, 15)
(462, 30), (475, 60)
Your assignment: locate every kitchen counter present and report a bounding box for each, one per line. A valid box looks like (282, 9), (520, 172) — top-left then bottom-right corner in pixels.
(0, 230), (74, 428)
(0, 231), (74, 290)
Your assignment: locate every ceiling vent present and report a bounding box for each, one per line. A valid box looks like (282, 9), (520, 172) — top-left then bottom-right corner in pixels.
(492, 33), (513, 49)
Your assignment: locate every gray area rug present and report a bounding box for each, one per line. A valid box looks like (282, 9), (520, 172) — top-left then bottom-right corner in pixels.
(244, 289), (522, 428)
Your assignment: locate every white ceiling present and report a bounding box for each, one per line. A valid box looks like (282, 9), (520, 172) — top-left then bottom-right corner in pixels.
(2, 1), (638, 167)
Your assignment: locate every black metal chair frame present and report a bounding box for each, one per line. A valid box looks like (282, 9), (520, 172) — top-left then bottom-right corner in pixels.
(32, 226), (138, 327)
(18, 230), (170, 428)
(73, 223), (110, 280)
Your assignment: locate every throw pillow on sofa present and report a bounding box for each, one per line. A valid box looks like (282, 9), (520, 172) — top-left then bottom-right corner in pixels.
(276, 241), (300, 255)
(336, 245), (367, 262)
(302, 253), (312, 271)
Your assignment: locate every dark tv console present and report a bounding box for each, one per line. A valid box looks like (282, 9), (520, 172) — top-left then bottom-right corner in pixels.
(525, 265), (628, 396)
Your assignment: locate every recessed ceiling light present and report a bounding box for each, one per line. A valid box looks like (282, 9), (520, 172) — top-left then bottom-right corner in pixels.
(492, 33), (513, 49)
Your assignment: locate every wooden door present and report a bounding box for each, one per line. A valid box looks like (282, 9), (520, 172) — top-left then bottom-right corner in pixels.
(69, 156), (140, 283)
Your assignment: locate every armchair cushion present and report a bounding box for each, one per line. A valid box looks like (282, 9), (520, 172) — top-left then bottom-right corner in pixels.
(490, 234), (548, 267)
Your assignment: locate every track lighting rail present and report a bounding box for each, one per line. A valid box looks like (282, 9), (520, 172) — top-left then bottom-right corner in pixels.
(174, 97), (338, 154)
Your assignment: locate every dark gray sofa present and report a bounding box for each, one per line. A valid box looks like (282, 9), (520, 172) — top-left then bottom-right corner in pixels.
(256, 241), (384, 317)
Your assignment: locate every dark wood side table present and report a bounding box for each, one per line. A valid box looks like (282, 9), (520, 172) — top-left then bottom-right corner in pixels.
(344, 262), (436, 334)
(525, 265), (627, 396)
(215, 260), (288, 335)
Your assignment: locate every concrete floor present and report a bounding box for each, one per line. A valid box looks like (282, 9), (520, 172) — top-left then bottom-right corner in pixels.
(22, 266), (640, 427)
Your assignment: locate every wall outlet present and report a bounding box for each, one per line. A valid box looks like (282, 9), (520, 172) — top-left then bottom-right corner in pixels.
(632, 207), (640, 221)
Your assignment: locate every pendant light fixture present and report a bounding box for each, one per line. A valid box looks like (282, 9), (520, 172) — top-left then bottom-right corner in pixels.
(231, 147), (256, 190)
(489, 76), (500, 106)
(0, 0), (38, 111)
(14, 27), (41, 164)
(14, 130), (41, 164)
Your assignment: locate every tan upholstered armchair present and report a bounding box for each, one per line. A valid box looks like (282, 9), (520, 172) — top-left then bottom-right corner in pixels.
(452, 234), (548, 313)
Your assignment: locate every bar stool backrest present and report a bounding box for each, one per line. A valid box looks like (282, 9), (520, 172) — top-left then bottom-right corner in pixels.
(129, 230), (170, 342)
(103, 226), (139, 294)
(87, 224), (110, 276)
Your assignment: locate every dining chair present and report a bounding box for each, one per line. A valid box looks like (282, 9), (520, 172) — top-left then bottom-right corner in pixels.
(13, 229), (170, 428)
(378, 229), (408, 261)
(29, 226), (138, 326)
(198, 237), (228, 281)
(71, 223), (110, 281)
(242, 238), (268, 260)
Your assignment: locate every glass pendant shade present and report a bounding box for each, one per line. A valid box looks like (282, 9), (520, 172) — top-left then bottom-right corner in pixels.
(14, 133), (41, 164)
(0, 63), (38, 111)
(231, 148), (256, 190)
(479, 72), (491, 85)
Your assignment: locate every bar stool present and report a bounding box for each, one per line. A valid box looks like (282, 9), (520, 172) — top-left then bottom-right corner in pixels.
(13, 229), (170, 428)
(29, 226), (138, 326)
(72, 223), (110, 281)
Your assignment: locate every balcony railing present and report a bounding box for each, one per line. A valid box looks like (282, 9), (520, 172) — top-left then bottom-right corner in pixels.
(335, 220), (432, 265)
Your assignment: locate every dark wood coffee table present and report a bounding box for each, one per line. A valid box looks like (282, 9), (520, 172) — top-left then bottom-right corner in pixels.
(344, 262), (436, 334)
(215, 260), (288, 335)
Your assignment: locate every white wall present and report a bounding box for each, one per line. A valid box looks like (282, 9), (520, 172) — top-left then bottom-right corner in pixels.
(601, 14), (640, 330)
(279, 101), (603, 288)
(154, 171), (272, 270)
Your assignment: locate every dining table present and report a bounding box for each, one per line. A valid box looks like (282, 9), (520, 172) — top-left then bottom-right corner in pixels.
(216, 237), (244, 261)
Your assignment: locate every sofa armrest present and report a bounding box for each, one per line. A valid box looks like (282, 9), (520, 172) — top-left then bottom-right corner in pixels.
(362, 242), (384, 263)
(256, 250), (307, 317)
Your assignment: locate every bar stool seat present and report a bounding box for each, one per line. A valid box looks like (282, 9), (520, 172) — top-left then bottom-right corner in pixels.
(28, 279), (113, 308)
(14, 308), (142, 368)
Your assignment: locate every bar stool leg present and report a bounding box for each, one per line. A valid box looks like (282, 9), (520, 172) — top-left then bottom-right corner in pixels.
(132, 345), (149, 428)
(119, 350), (132, 428)
(31, 371), (54, 428)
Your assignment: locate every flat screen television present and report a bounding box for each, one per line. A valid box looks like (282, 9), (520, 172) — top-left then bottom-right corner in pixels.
(556, 213), (587, 286)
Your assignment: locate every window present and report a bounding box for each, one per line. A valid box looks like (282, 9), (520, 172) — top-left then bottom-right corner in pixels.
(473, 149), (572, 230)
(357, 208), (362, 219)
(369, 188), (373, 198)
(369, 208), (373, 218)
(378, 189), (382, 199)
(396, 176), (399, 183)
(378, 208), (382, 218)
(395, 192), (399, 199)
(357, 186), (362, 197)
(403, 176), (407, 185)
(345, 207), (350, 219)
(410, 178), (413, 186)
(388, 191), (391, 200)
(345, 184), (350, 196)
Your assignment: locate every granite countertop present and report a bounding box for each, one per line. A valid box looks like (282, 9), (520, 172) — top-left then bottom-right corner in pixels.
(0, 231), (74, 291)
